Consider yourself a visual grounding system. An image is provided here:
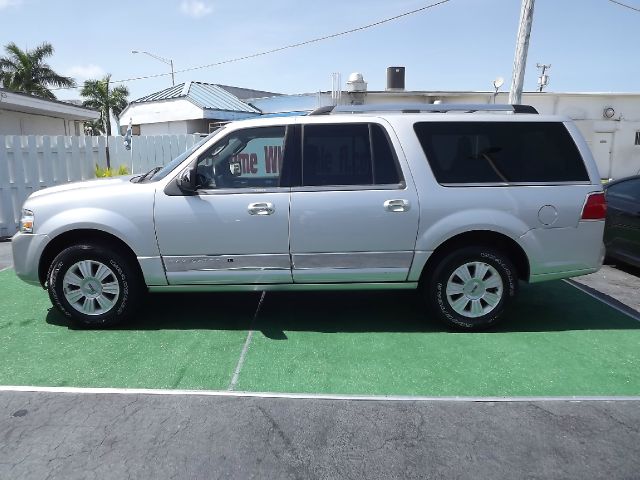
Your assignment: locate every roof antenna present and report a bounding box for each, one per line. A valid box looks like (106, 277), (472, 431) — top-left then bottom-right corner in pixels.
(492, 77), (504, 104)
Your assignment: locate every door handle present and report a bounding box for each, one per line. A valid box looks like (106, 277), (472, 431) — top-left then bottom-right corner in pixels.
(248, 202), (275, 215)
(384, 199), (410, 212)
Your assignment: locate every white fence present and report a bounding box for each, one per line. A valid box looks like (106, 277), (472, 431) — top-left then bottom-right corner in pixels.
(0, 134), (200, 237)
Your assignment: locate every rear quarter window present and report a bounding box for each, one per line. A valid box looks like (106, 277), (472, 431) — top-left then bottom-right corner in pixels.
(413, 121), (589, 184)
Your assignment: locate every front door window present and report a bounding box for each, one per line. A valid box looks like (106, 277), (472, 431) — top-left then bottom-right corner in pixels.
(195, 126), (286, 190)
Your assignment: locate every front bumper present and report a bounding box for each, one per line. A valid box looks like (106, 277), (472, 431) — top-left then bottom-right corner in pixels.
(11, 232), (50, 286)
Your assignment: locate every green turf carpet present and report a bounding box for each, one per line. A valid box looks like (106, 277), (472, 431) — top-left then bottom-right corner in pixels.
(238, 282), (640, 396)
(1, 268), (639, 396)
(0, 269), (256, 389)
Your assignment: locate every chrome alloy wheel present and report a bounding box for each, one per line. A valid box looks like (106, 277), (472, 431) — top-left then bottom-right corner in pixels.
(62, 260), (120, 315)
(445, 261), (504, 318)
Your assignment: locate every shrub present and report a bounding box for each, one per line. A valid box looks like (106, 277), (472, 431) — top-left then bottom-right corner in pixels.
(95, 164), (130, 178)
(95, 165), (112, 178)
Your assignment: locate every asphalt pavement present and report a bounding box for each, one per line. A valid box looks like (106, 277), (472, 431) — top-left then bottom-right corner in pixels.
(1, 392), (639, 480)
(572, 263), (640, 313)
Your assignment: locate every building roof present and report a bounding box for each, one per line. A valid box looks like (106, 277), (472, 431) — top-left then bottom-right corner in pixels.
(0, 87), (99, 120)
(216, 84), (282, 100)
(132, 81), (260, 113)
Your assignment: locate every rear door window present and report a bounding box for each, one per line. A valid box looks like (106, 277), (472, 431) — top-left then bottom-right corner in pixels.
(302, 123), (402, 187)
(413, 121), (589, 184)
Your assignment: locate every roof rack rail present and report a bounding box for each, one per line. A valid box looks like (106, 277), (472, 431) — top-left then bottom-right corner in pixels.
(308, 103), (538, 115)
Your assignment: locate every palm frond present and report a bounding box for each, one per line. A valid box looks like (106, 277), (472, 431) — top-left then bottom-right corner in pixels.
(0, 41), (72, 99)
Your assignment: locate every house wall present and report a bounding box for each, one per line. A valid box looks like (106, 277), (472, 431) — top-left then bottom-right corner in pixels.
(141, 121), (189, 135)
(122, 99), (204, 125)
(250, 94), (321, 113)
(187, 119), (209, 134)
(0, 109), (81, 135)
(139, 119), (210, 135)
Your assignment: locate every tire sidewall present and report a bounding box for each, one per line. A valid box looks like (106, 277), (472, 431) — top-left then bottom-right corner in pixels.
(429, 247), (518, 330)
(48, 245), (135, 328)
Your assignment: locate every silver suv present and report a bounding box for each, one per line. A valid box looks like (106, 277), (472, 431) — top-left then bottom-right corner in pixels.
(11, 104), (606, 330)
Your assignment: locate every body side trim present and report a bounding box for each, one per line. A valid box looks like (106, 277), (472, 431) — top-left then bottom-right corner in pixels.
(292, 251), (413, 269)
(164, 254), (291, 273)
(149, 282), (419, 292)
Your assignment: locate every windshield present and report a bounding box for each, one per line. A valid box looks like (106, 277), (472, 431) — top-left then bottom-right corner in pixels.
(138, 128), (223, 182)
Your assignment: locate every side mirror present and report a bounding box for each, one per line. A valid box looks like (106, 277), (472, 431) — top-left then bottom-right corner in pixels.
(177, 167), (197, 192)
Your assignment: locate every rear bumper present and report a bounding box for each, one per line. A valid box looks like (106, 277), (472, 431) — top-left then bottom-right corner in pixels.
(11, 232), (50, 286)
(520, 221), (605, 283)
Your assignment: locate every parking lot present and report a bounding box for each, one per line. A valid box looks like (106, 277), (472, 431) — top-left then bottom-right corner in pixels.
(1, 240), (640, 478)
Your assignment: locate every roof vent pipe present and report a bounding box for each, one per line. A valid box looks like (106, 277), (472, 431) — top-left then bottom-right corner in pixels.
(346, 72), (367, 105)
(386, 66), (405, 91)
(346, 72), (367, 92)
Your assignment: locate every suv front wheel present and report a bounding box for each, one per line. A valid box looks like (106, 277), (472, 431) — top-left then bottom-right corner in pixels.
(426, 247), (518, 330)
(47, 244), (142, 328)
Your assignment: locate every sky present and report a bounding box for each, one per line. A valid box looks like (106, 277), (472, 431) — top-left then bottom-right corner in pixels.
(1, 0), (639, 102)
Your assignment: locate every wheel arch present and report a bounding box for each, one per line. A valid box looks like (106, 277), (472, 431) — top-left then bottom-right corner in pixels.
(419, 230), (530, 285)
(38, 229), (144, 287)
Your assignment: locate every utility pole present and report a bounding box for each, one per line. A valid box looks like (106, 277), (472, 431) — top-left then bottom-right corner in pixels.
(508, 0), (535, 105)
(105, 76), (111, 170)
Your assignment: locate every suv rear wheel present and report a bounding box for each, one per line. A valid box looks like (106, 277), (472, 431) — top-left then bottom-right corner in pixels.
(47, 244), (142, 328)
(426, 246), (518, 330)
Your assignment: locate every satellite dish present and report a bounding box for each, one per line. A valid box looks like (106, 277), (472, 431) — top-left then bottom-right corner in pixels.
(493, 77), (505, 89)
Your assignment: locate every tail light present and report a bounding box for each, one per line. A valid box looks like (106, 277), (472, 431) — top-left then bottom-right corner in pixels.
(581, 192), (607, 220)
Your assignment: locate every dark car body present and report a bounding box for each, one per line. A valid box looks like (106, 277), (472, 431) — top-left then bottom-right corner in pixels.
(603, 175), (640, 268)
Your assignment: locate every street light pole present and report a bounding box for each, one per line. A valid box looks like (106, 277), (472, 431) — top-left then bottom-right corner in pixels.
(131, 50), (175, 86)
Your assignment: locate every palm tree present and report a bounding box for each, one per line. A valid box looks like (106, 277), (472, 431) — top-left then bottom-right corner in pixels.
(0, 42), (75, 99)
(83, 119), (104, 136)
(81, 75), (129, 168)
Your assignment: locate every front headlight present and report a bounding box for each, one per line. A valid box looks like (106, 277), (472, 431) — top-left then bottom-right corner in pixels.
(19, 209), (34, 233)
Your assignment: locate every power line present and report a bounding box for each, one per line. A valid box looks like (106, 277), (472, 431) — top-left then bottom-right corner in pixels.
(609, 0), (640, 12)
(51, 0), (451, 91)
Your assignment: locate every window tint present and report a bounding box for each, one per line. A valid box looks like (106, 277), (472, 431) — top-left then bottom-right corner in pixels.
(607, 179), (640, 203)
(372, 124), (401, 184)
(196, 126), (286, 189)
(413, 122), (589, 184)
(302, 123), (401, 187)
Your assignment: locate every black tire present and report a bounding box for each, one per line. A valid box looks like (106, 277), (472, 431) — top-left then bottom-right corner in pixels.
(425, 246), (518, 331)
(47, 244), (142, 328)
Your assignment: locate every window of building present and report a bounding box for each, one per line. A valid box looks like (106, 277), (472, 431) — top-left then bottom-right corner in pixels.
(413, 121), (589, 184)
(301, 123), (401, 187)
(634, 131), (640, 146)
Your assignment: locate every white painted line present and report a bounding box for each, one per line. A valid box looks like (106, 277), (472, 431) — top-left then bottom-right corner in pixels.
(0, 265), (12, 272)
(228, 291), (266, 391)
(0, 385), (639, 402)
(564, 279), (640, 323)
